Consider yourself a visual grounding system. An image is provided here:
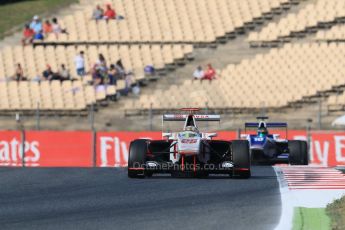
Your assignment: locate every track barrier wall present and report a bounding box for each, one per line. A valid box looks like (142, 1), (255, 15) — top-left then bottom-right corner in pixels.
(0, 131), (344, 167)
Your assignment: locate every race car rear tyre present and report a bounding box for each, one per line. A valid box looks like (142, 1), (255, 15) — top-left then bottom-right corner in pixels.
(231, 140), (251, 179)
(128, 139), (148, 178)
(288, 140), (308, 165)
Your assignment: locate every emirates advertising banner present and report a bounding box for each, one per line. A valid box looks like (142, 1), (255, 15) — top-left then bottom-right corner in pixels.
(0, 131), (92, 167)
(0, 131), (23, 167)
(0, 130), (345, 167)
(25, 131), (93, 167)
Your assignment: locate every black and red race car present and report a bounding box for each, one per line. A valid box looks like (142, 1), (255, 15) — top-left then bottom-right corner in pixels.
(128, 109), (251, 178)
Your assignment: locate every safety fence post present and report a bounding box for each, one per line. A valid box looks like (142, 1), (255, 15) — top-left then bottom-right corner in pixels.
(237, 128), (241, 139)
(36, 101), (40, 130)
(92, 129), (97, 167)
(16, 113), (26, 167)
(89, 103), (97, 167)
(21, 129), (26, 167)
(89, 103), (95, 131)
(306, 118), (313, 156)
(149, 103), (153, 131)
(317, 98), (322, 130)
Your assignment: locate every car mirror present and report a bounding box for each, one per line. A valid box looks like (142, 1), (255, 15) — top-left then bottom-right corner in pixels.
(240, 134), (248, 139)
(162, 133), (171, 138)
(208, 133), (217, 138)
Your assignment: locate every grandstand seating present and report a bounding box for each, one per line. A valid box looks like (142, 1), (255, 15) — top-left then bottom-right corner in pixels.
(125, 42), (345, 110)
(0, 80), (117, 111)
(327, 91), (345, 112)
(42, 0), (293, 44)
(248, 0), (345, 45)
(0, 43), (193, 112)
(0, 44), (193, 81)
(315, 25), (345, 41)
(3, 0), (344, 117)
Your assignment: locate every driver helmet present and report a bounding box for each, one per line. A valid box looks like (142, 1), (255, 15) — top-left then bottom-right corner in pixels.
(257, 127), (268, 137)
(185, 126), (197, 132)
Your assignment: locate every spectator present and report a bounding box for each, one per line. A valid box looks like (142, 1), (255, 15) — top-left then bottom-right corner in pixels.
(21, 24), (34, 46)
(13, 63), (26, 81)
(115, 59), (124, 70)
(144, 65), (155, 73)
(42, 65), (56, 81)
(114, 59), (126, 78)
(58, 64), (70, 81)
(30, 15), (42, 34)
(203, 64), (216, 81)
(108, 64), (117, 85)
(125, 71), (133, 90)
(91, 65), (103, 86)
(92, 5), (104, 20)
(103, 4), (116, 20)
(52, 18), (68, 38)
(193, 66), (204, 80)
(96, 53), (107, 71)
(144, 65), (156, 78)
(74, 51), (85, 77)
(43, 20), (53, 35)
(132, 82), (140, 96)
(33, 30), (44, 41)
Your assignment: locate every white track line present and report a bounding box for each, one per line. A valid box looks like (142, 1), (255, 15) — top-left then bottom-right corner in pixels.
(274, 166), (345, 230)
(280, 166), (345, 190)
(274, 166), (293, 230)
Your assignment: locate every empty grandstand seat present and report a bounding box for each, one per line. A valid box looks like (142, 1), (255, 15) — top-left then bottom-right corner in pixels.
(129, 42), (345, 110)
(36, 0), (292, 44)
(248, 0), (345, 44)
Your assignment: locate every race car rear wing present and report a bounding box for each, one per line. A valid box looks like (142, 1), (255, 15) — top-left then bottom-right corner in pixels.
(163, 114), (220, 122)
(244, 122), (288, 138)
(244, 122), (287, 128)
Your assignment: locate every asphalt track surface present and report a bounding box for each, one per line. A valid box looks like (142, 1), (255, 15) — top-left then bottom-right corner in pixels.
(0, 166), (281, 230)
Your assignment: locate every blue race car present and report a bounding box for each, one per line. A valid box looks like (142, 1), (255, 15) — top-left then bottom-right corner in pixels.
(241, 117), (308, 165)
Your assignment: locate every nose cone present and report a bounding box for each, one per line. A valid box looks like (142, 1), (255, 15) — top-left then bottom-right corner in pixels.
(250, 135), (267, 150)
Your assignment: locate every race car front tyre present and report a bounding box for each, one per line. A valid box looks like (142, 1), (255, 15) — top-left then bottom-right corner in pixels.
(128, 139), (148, 178)
(231, 140), (251, 178)
(288, 140), (308, 165)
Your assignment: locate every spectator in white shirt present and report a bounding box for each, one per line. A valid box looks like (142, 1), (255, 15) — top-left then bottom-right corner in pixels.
(193, 66), (204, 80)
(96, 53), (107, 72)
(74, 51), (85, 77)
(52, 18), (68, 39)
(58, 64), (70, 81)
(30, 15), (42, 34)
(125, 71), (133, 89)
(92, 5), (104, 20)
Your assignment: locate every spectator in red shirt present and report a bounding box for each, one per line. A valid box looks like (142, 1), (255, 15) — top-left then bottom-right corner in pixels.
(103, 4), (116, 20)
(21, 24), (34, 46)
(43, 20), (53, 36)
(203, 64), (216, 81)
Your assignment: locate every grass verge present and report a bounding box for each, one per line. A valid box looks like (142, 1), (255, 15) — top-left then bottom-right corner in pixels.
(293, 207), (330, 230)
(0, 0), (78, 39)
(326, 195), (345, 230)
